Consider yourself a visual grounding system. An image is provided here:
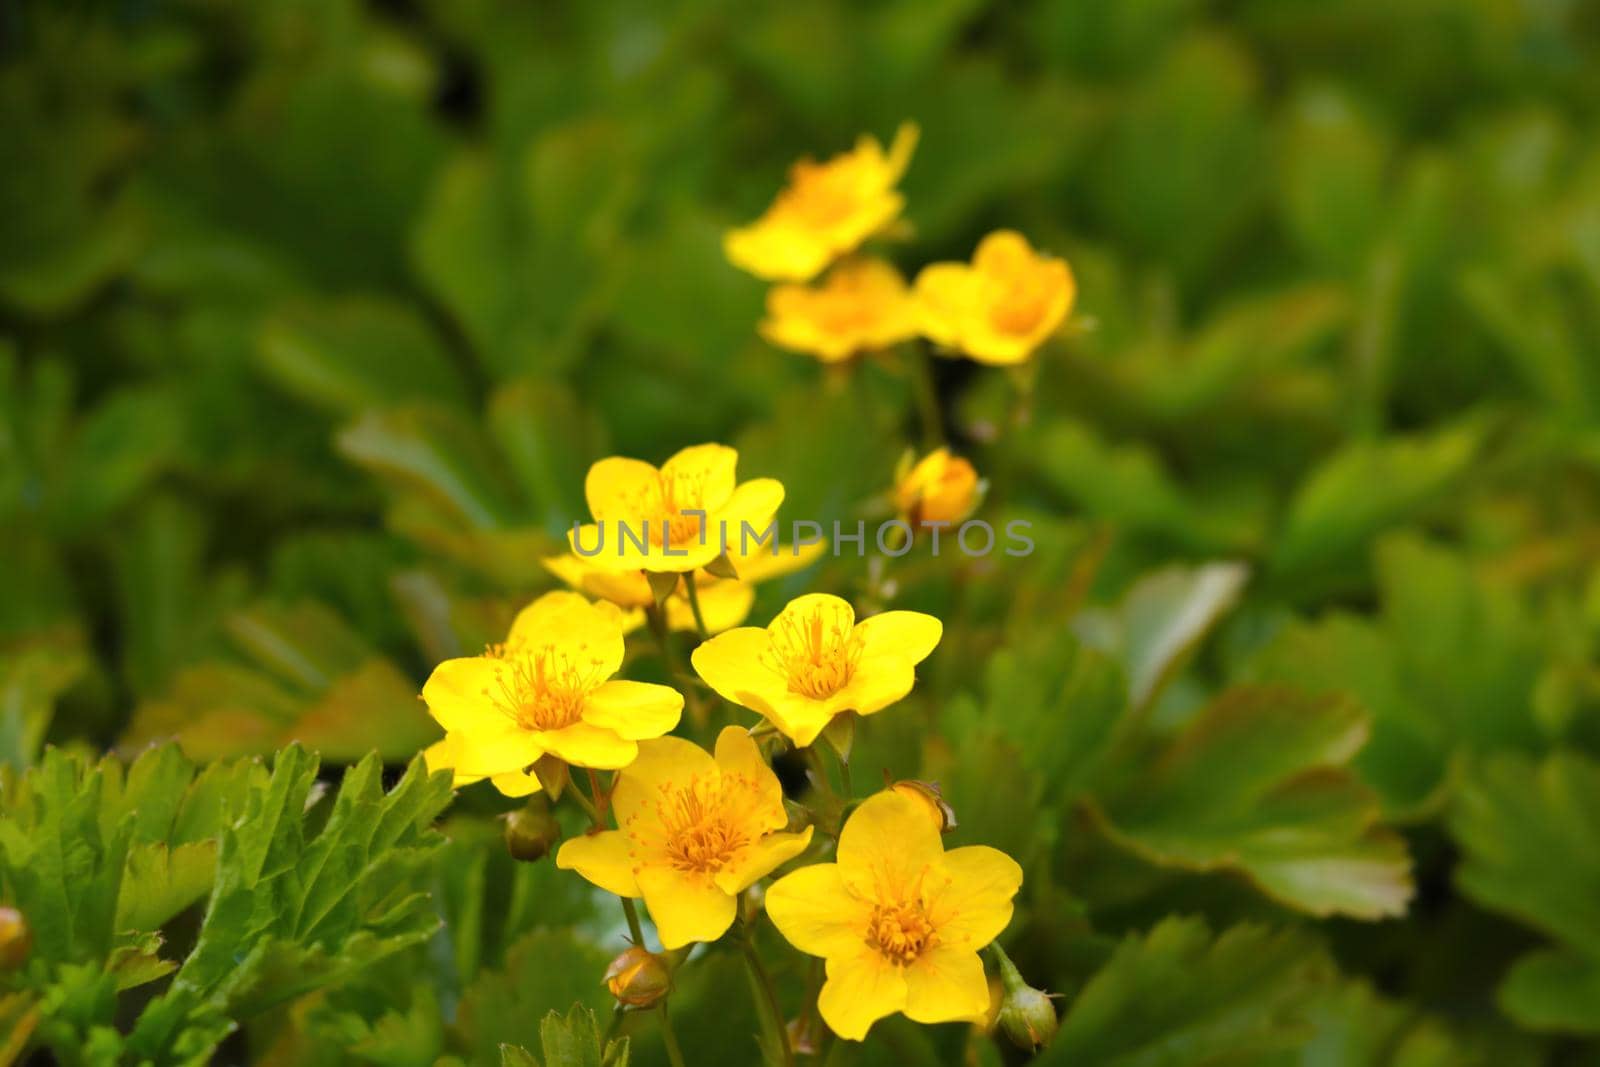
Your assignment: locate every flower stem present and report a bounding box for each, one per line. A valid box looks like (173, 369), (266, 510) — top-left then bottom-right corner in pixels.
(909, 344), (945, 449)
(742, 925), (794, 1067)
(684, 577), (710, 638)
(658, 1002), (688, 1067)
(620, 896), (646, 947)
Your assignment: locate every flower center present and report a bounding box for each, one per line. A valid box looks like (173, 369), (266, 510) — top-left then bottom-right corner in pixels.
(988, 276), (1049, 336)
(783, 159), (862, 227)
(763, 604), (863, 699)
(487, 641), (604, 731)
(618, 469), (711, 549)
(656, 777), (749, 874)
(867, 899), (937, 965)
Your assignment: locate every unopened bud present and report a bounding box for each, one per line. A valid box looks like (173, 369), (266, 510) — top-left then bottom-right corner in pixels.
(993, 944), (1057, 1051)
(0, 907), (30, 971)
(604, 946), (671, 1009)
(888, 778), (958, 833)
(503, 798), (562, 863)
(786, 1014), (823, 1056)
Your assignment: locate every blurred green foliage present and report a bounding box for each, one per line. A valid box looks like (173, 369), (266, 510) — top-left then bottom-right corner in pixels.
(4, 0), (1600, 1062)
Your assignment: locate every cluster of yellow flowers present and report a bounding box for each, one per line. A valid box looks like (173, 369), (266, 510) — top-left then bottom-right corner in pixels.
(420, 127), (1066, 1052)
(726, 123), (1076, 367)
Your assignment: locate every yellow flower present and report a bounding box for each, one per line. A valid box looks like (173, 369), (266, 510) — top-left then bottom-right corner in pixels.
(544, 540), (825, 635)
(568, 444), (785, 574)
(725, 124), (919, 282)
(557, 727), (814, 949)
(894, 448), (983, 526)
(766, 790), (1023, 1040)
(915, 230), (1075, 365)
(760, 258), (919, 362)
(421, 592), (683, 795)
(690, 593), (941, 747)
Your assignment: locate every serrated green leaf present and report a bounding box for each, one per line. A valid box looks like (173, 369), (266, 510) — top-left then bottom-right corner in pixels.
(1092, 687), (1413, 918)
(1040, 918), (1329, 1067)
(1451, 751), (1600, 1033)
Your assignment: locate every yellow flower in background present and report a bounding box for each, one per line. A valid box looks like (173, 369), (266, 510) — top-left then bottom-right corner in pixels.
(766, 790), (1022, 1040)
(569, 444), (784, 574)
(760, 257), (919, 362)
(691, 593), (941, 747)
(544, 540), (826, 635)
(725, 124), (919, 282)
(557, 727), (814, 949)
(894, 447), (983, 527)
(422, 592), (683, 795)
(915, 230), (1075, 365)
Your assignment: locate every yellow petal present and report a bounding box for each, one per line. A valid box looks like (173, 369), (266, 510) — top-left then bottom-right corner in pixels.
(535, 721), (637, 770)
(929, 845), (1024, 949)
(973, 229), (1037, 274)
(817, 950), (907, 1041)
(691, 627), (786, 714)
(826, 654), (917, 719)
(426, 733), (488, 788)
(543, 554), (656, 609)
(771, 592), (856, 634)
(637, 866), (738, 949)
(714, 828), (814, 895)
(707, 478), (786, 557)
(665, 579), (755, 633)
(914, 262), (979, 348)
(884, 122), (920, 183)
(421, 656), (509, 733)
(728, 538), (827, 582)
(612, 735), (720, 831)
(766, 862), (873, 959)
(557, 830), (641, 897)
(725, 219), (833, 283)
(761, 692), (838, 748)
(712, 726), (786, 827)
(453, 725), (543, 777)
(902, 944), (989, 1025)
(586, 456), (663, 523)
(506, 592), (625, 679)
(837, 791), (945, 898)
(583, 680), (684, 741)
(661, 443), (738, 513)
(490, 768), (543, 797)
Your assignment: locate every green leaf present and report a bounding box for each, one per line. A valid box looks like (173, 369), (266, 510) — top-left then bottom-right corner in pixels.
(1039, 918), (1329, 1066)
(453, 929), (613, 1067)
(1270, 422), (1482, 585)
(1451, 751), (1600, 1032)
(1031, 421), (1254, 554)
(537, 1004), (629, 1067)
(953, 630), (1129, 806)
(1075, 561), (1249, 711)
(338, 406), (519, 532)
(1092, 687), (1413, 918)
(0, 637), (87, 770)
(1497, 948), (1600, 1035)
(125, 748), (451, 1061)
(123, 601), (439, 762)
(257, 297), (469, 416)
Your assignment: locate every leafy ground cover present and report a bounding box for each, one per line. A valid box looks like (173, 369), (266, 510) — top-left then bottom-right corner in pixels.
(4, 0), (1600, 1063)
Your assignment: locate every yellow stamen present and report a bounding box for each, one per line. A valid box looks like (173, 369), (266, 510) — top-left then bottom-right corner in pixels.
(484, 639), (606, 731)
(763, 603), (863, 699)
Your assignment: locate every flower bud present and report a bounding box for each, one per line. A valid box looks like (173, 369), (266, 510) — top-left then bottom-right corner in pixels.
(992, 944), (1057, 1051)
(503, 798), (562, 863)
(894, 448), (983, 528)
(603, 946), (671, 1009)
(0, 907), (30, 971)
(888, 778), (958, 833)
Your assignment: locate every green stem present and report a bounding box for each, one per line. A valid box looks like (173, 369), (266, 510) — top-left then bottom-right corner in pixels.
(909, 345), (945, 449)
(742, 926), (794, 1067)
(684, 577), (710, 638)
(620, 897), (646, 947)
(658, 1002), (688, 1067)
